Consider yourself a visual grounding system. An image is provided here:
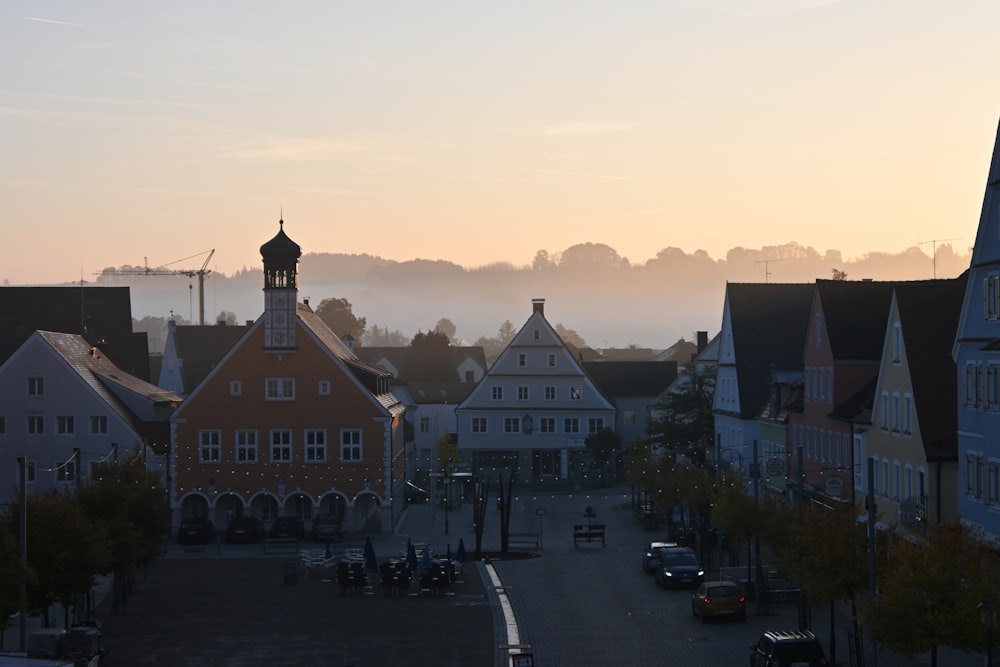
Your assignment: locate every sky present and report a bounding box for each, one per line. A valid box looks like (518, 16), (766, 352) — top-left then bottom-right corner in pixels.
(3, 0), (999, 285)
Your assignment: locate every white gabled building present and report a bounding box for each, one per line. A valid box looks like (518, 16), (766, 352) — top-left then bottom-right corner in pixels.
(455, 298), (615, 482)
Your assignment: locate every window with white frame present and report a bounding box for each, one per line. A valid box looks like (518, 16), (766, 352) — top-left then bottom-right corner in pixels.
(903, 394), (913, 433)
(539, 417), (556, 433)
(892, 323), (902, 363)
(854, 438), (866, 490)
(517, 386), (529, 401)
(880, 392), (889, 429)
(989, 461), (1000, 504)
(873, 459), (881, 496)
(340, 429), (362, 461)
(570, 386), (582, 400)
(57, 415), (75, 435)
(893, 462), (901, 500)
(825, 369), (832, 401)
(16, 460), (36, 485)
(533, 329), (540, 340)
(265, 378), (295, 401)
(965, 364), (978, 407)
(419, 417), (431, 433)
(90, 415), (108, 434)
(271, 429), (292, 462)
(904, 465), (913, 500)
(564, 418), (580, 434)
(27, 416), (44, 435)
(199, 430), (221, 462)
(547, 354), (556, 367)
(544, 386), (556, 401)
(27, 376), (44, 396)
(985, 274), (1000, 320)
(518, 353), (527, 367)
(56, 459), (75, 483)
(491, 386), (503, 401)
(503, 417), (521, 434)
(236, 430), (257, 463)
(229, 381), (242, 397)
(815, 313), (822, 345)
(472, 418), (487, 434)
(881, 460), (889, 497)
(319, 380), (331, 396)
(989, 366), (1000, 410)
(967, 454), (980, 496)
(892, 393), (901, 432)
(304, 429), (327, 463)
(588, 418), (605, 434)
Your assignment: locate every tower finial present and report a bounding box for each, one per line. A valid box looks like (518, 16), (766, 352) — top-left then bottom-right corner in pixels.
(279, 206), (283, 227)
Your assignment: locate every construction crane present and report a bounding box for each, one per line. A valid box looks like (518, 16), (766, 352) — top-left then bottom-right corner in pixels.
(97, 250), (215, 325)
(917, 238), (959, 279)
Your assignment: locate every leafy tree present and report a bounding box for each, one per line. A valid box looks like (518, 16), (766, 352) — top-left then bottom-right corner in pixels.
(434, 318), (459, 344)
(0, 523), (30, 645)
(315, 297), (366, 339)
(831, 268), (848, 280)
(399, 330), (457, 381)
(585, 428), (622, 483)
(647, 363), (715, 464)
(532, 249), (556, 270)
(559, 242), (630, 269)
(81, 458), (170, 614)
(364, 324), (409, 347)
(215, 309), (237, 325)
(554, 324), (587, 348)
(475, 320), (519, 366)
(867, 524), (996, 666)
(497, 320), (517, 346)
(17, 493), (110, 627)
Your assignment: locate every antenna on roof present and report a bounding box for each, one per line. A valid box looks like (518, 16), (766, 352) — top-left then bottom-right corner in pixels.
(754, 258), (783, 283)
(917, 238), (959, 279)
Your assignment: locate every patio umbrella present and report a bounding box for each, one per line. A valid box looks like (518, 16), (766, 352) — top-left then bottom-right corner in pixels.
(456, 537), (466, 563)
(422, 545), (433, 571)
(407, 539), (418, 571)
(364, 536), (378, 573)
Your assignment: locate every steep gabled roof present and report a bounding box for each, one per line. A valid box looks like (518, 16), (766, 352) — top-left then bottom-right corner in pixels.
(725, 283), (814, 419)
(895, 280), (965, 460)
(829, 375), (877, 425)
(354, 345), (487, 380)
(815, 279), (899, 360)
(37, 330), (182, 446)
(582, 361), (679, 398)
(163, 322), (252, 393)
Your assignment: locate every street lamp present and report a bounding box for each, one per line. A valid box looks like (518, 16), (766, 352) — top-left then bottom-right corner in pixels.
(444, 459), (453, 536)
(979, 601), (994, 667)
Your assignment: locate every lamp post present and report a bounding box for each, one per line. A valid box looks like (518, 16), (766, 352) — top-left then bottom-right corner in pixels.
(979, 601), (994, 667)
(444, 459), (452, 536)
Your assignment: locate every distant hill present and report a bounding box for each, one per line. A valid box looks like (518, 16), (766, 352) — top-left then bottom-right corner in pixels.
(90, 241), (970, 350)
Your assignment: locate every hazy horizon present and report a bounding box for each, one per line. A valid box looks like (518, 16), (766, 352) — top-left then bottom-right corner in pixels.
(2, 2), (998, 286)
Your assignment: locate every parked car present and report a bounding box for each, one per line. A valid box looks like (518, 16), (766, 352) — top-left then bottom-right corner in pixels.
(655, 547), (704, 589)
(269, 516), (305, 540)
(691, 580), (746, 622)
(749, 630), (829, 667)
(225, 516), (264, 544)
(405, 481), (430, 503)
(311, 514), (343, 542)
(642, 541), (676, 574)
(177, 517), (215, 545)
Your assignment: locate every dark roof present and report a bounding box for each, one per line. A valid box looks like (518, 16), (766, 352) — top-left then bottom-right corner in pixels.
(169, 322), (252, 393)
(259, 219), (302, 260)
(829, 375), (877, 425)
(815, 279), (898, 360)
(725, 283), (815, 419)
(405, 381), (476, 405)
(354, 346), (487, 381)
(0, 285), (150, 380)
(582, 360), (679, 398)
(894, 280), (964, 460)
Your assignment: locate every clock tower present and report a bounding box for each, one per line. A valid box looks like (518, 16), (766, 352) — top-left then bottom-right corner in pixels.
(260, 218), (301, 351)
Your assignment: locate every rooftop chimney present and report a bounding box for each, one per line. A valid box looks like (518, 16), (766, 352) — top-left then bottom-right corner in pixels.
(697, 331), (708, 353)
(532, 298), (545, 315)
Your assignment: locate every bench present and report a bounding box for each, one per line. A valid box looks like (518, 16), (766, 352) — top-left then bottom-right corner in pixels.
(573, 524), (606, 548)
(508, 532), (541, 549)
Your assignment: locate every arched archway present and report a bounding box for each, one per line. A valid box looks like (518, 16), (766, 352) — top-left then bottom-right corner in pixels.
(214, 492), (246, 527)
(180, 493), (211, 519)
(317, 493), (348, 521)
(250, 492), (279, 524)
(284, 492), (316, 520)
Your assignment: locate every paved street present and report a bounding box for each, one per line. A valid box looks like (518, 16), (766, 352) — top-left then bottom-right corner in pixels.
(6, 482), (984, 666)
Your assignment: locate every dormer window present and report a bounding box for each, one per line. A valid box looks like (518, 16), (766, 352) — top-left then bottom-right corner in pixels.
(230, 381), (242, 397)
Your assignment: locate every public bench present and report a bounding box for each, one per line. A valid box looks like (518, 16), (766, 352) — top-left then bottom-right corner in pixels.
(508, 532), (541, 549)
(573, 524), (606, 548)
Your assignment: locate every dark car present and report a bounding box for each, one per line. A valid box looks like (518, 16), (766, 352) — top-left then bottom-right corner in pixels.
(269, 516), (305, 540)
(655, 547), (704, 589)
(749, 630), (829, 667)
(405, 481), (429, 503)
(177, 517), (215, 545)
(225, 516), (264, 544)
(311, 514), (343, 542)
(642, 541), (676, 574)
(691, 580), (747, 622)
